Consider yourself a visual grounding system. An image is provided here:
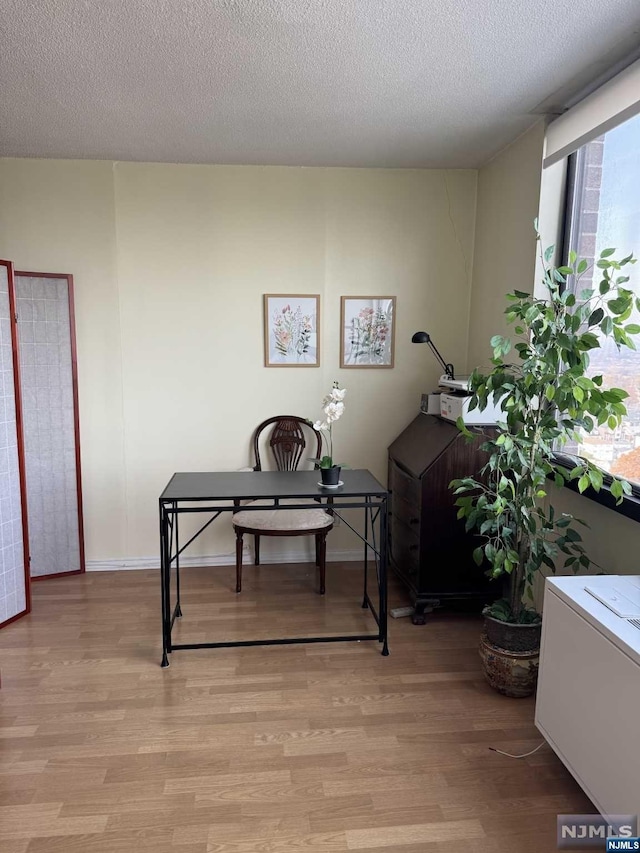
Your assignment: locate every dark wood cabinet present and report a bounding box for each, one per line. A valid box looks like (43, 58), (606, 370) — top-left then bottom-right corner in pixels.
(388, 414), (495, 624)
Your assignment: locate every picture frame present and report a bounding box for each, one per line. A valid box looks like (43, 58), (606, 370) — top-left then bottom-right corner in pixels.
(263, 294), (320, 367)
(340, 296), (396, 368)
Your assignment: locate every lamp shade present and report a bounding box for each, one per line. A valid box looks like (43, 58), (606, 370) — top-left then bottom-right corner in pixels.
(410, 330), (455, 379)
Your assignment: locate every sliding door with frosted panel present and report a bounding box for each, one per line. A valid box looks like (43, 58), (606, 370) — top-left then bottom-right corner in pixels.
(15, 272), (84, 579)
(0, 260), (30, 625)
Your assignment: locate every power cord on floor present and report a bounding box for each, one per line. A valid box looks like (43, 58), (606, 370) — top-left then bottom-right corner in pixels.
(489, 742), (546, 759)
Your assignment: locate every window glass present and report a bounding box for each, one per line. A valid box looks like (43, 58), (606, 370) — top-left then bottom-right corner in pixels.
(565, 114), (640, 486)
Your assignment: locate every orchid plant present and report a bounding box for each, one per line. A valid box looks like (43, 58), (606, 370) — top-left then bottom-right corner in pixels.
(310, 381), (347, 469)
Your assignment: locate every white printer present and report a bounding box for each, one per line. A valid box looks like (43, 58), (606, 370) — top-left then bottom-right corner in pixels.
(437, 375), (503, 425)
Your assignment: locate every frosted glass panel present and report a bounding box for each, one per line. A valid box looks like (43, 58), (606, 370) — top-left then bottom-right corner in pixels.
(16, 275), (81, 578)
(0, 264), (27, 622)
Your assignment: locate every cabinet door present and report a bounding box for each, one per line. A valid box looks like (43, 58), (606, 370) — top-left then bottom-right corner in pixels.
(536, 589), (640, 815)
(388, 459), (421, 585)
(390, 512), (420, 584)
(420, 435), (494, 596)
(389, 458), (421, 508)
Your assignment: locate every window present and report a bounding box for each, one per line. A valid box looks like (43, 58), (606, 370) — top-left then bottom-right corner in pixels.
(564, 113), (640, 489)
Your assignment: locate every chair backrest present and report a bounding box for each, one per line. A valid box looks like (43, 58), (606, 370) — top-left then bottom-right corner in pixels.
(252, 415), (322, 472)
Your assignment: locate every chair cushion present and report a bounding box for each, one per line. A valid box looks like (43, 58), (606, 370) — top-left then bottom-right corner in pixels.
(232, 499), (333, 532)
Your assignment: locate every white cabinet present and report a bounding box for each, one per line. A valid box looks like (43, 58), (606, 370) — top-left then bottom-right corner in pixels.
(535, 576), (640, 815)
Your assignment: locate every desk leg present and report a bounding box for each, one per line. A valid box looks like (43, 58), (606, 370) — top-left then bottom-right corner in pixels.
(379, 496), (389, 656)
(174, 500), (182, 618)
(160, 502), (171, 667)
(362, 505), (369, 609)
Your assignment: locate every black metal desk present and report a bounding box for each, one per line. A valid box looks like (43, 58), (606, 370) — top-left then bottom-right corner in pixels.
(159, 469), (389, 666)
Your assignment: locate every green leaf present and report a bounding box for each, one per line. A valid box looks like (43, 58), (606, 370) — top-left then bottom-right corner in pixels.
(578, 475), (590, 493)
(472, 547), (484, 566)
(600, 247), (616, 258)
(608, 297), (629, 314)
(456, 417), (473, 439)
(588, 308), (604, 327)
(589, 468), (603, 492)
(577, 259), (588, 274)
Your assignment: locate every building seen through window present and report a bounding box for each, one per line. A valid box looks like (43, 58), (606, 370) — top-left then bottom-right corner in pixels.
(564, 113), (640, 487)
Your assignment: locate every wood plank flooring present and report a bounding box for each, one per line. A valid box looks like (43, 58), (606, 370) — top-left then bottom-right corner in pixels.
(0, 563), (592, 852)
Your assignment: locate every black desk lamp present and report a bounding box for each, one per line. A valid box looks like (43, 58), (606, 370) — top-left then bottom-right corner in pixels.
(411, 331), (455, 380)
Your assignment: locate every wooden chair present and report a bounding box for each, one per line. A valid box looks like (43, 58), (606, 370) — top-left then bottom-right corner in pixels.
(231, 415), (333, 595)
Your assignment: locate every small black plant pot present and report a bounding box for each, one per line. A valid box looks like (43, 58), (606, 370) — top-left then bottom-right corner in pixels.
(482, 607), (542, 652)
(320, 466), (341, 486)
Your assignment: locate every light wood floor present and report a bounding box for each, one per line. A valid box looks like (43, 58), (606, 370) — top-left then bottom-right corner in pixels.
(0, 562), (592, 852)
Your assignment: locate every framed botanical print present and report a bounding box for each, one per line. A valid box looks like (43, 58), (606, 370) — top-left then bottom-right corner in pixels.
(340, 296), (396, 368)
(263, 294), (320, 367)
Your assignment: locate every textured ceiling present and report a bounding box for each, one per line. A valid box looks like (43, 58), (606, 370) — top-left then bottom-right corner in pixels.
(1, 0), (640, 168)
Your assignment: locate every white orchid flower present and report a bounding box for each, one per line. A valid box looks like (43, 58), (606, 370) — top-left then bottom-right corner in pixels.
(312, 382), (346, 468)
(323, 401), (344, 422)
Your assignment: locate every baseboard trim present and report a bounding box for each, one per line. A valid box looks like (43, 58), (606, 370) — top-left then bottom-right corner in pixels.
(86, 548), (363, 572)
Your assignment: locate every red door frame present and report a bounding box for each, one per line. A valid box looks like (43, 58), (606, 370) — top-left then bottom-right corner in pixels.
(0, 260), (31, 627)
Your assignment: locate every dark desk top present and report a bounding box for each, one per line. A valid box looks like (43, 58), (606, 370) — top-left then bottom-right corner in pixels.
(159, 469), (386, 501)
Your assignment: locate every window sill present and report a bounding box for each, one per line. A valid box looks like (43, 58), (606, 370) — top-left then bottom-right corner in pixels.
(553, 456), (640, 524)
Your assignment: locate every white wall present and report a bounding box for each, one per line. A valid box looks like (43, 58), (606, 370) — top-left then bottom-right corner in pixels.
(0, 158), (476, 565)
(0, 160), (127, 561)
(467, 121), (545, 371)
